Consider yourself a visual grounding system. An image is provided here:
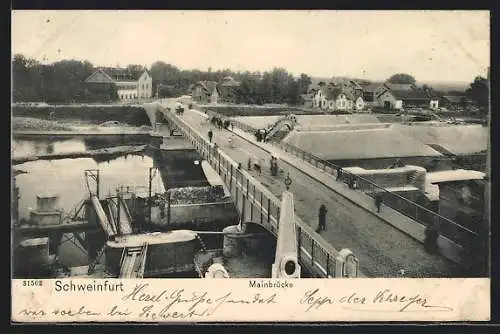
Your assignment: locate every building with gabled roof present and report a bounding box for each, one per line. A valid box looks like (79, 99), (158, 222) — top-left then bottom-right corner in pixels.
(311, 82), (358, 112)
(85, 67), (152, 101)
(190, 80), (220, 104)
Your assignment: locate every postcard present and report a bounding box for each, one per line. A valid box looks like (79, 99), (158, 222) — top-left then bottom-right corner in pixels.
(11, 9), (490, 323)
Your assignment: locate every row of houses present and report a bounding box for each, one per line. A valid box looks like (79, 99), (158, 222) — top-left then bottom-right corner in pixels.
(302, 80), (444, 112)
(84, 66), (471, 111)
(188, 77), (466, 112)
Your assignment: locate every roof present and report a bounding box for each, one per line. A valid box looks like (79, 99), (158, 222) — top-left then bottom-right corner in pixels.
(283, 128), (442, 160)
(348, 80), (364, 90)
(320, 85), (355, 101)
(97, 67), (147, 82)
(389, 88), (438, 101)
(427, 169), (485, 184)
(361, 82), (386, 93)
(385, 83), (415, 91)
(392, 123), (488, 155)
(307, 83), (321, 93)
(193, 80), (219, 93)
(221, 76), (241, 87)
(443, 95), (466, 104)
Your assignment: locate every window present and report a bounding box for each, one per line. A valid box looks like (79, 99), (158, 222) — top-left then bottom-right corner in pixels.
(363, 92), (374, 102)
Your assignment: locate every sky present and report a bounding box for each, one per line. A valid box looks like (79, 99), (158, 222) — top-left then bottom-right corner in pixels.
(11, 10), (490, 83)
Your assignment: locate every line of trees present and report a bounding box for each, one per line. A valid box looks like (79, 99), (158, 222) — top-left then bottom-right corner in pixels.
(12, 54), (312, 105)
(12, 54), (119, 103)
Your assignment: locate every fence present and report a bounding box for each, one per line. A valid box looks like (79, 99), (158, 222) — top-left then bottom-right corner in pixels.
(161, 105), (351, 278)
(209, 109), (481, 249)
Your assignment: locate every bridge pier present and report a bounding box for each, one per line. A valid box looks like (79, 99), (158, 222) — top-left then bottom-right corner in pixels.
(272, 191), (301, 278)
(222, 223), (275, 259)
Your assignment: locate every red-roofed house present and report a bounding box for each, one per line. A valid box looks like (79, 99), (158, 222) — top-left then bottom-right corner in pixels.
(85, 67), (152, 101)
(190, 81), (220, 104)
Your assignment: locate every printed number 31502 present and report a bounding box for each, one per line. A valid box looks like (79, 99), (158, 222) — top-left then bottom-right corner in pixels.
(23, 280), (43, 287)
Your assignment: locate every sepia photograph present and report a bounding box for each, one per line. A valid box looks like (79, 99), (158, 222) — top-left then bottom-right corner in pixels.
(11, 10), (490, 287)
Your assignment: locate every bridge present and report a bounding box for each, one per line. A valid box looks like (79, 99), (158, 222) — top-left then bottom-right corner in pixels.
(143, 100), (478, 278)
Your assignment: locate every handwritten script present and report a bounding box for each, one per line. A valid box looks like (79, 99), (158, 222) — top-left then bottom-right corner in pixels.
(300, 288), (453, 313)
(15, 283), (455, 321)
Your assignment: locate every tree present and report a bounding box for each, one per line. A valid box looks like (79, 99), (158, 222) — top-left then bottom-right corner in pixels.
(466, 76), (489, 108)
(387, 73), (416, 85)
(297, 73), (312, 95)
(149, 61), (183, 97)
(235, 72), (262, 104)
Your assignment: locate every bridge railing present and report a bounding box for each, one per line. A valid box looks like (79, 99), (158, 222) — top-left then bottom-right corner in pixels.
(276, 141), (480, 248)
(161, 104), (351, 278)
(213, 111), (481, 249)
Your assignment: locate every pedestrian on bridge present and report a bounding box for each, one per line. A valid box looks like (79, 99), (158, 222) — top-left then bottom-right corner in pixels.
(317, 204), (327, 232)
(208, 129), (213, 143)
(336, 167), (343, 181)
(375, 193), (383, 213)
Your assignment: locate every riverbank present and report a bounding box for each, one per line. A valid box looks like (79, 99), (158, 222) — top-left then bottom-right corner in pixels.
(12, 116), (152, 135)
(12, 104), (150, 126)
(12, 144), (148, 165)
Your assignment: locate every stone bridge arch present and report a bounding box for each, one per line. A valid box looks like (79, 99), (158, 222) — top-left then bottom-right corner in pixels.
(142, 102), (170, 130)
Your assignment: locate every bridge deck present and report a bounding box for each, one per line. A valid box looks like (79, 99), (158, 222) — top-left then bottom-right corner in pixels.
(156, 104), (463, 277)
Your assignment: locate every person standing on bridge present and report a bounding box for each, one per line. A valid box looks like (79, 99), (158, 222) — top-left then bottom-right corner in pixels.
(375, 193), (383, 213)
(208, 129), (213, 143)
(317, 204), (327, 232)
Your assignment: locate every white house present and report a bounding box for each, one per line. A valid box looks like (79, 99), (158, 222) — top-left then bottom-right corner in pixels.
(311, 83), (357, 112)
(85, 67), (153, 101)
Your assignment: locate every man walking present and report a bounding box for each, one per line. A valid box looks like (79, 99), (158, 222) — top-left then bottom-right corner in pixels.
(336, 167), (343, 181)
(317, 204), (327, 232)
(208, 129), (213, 143)
(375, 194), (382, 213)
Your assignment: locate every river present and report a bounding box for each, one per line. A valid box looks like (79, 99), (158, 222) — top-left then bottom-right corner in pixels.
(13, 136), (164, 268)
